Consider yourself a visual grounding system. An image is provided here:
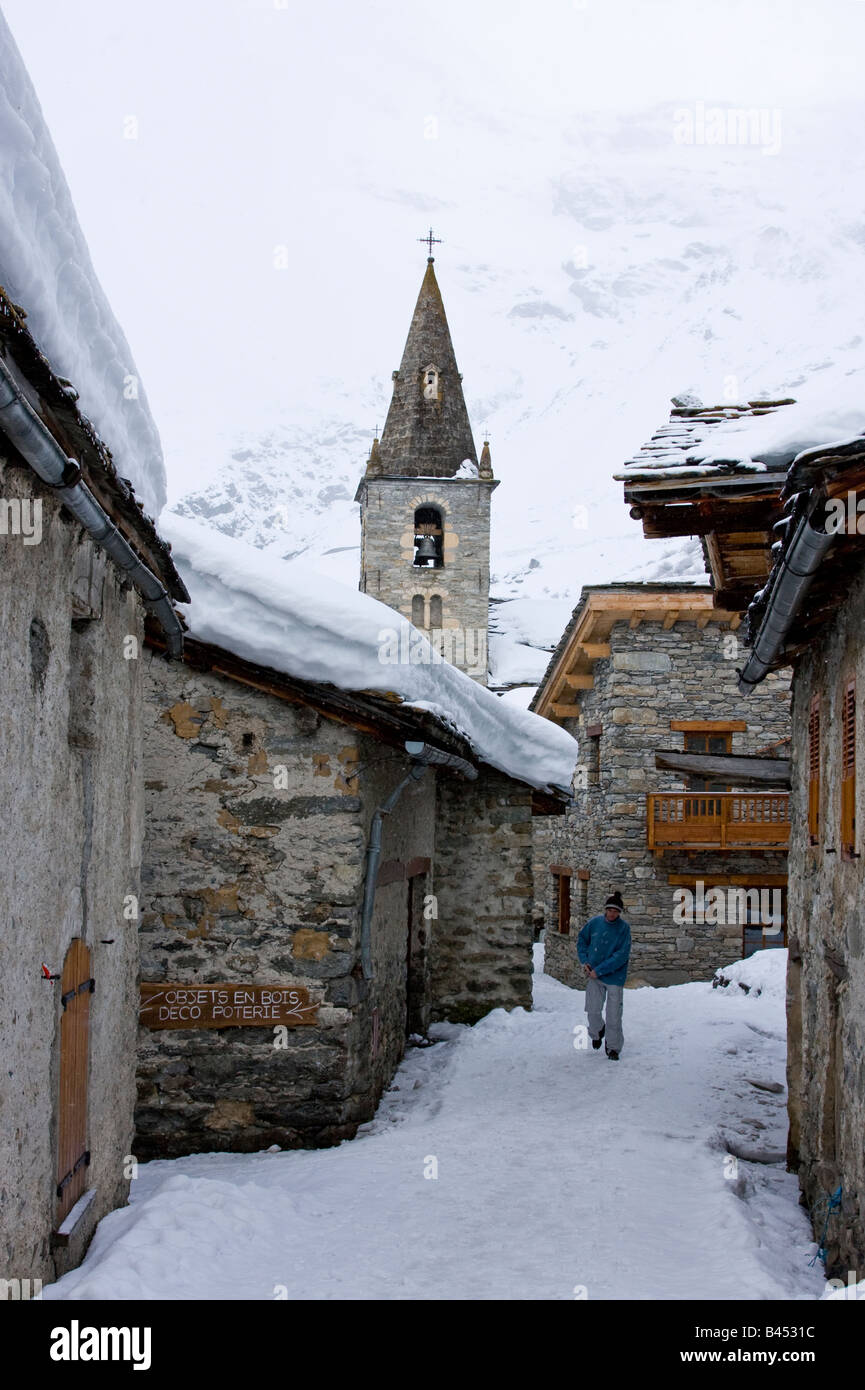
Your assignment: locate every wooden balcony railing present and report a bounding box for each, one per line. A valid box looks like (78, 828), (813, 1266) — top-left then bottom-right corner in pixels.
(647, 792), (791, 852)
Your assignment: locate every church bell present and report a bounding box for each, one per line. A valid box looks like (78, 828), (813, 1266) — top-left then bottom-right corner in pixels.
(414, 535), (439, 565)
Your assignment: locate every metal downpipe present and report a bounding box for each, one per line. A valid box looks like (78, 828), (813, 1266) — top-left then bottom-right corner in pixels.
(738, 506), (834, 694)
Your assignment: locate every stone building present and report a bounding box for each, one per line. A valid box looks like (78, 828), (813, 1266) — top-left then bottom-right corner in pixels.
(356, 256), (496, 682)
(136, 614), (573, 1159)
(738, 424), (865, 1277)
(0, 283), (186, 1285)
(532, 584), (791, 985)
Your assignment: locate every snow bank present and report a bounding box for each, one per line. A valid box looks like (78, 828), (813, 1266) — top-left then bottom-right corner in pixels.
(712, 948), (788, 1003)
(160, 513), (579, 793)
(0, 13), (166, 516)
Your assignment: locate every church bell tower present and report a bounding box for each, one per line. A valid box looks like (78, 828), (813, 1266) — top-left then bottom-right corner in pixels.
(355, 248), (497, 683)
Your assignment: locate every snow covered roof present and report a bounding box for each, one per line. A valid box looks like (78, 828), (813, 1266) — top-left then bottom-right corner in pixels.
(0, 13), (166, 518)
(160, 514), (579, 795)
(615, 398), (798, 482)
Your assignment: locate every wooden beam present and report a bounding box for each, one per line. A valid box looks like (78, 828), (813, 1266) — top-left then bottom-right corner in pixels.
(667, 873), (787, 886)
(729, 613), (742, 630)
(629, 612), (644, 629)
(551, 703), (581, 719)
(562, 673), (594, 690)
(670, 720), (747, 732)
(662, 610), (680, 630)
(696, 613), (710, 629)
(654, 748), (790, 787)
(580, 642), (611, 659)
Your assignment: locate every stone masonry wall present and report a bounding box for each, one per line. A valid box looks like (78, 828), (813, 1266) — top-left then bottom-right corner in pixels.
(0, 457), (144, 1287)
(786, 564), (865, 1278)
(359, 476), (493, 682)
(540, 617), (791, 987)
(431, 769), (535, 1021)
(136, 658), (438, 1158)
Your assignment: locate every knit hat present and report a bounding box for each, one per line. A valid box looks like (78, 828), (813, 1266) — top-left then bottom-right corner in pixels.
(604, 892), (624, 910)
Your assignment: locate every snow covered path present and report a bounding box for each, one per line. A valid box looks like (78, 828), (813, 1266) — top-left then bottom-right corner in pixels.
(45, 947), (827, 1301)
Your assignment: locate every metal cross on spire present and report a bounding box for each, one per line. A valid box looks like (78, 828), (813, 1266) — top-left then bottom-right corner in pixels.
(417, 227), (442, 258)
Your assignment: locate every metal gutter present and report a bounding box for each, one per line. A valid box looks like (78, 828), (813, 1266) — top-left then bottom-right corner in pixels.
(737, 500), (834, 694)
(0, 355), (184, 657)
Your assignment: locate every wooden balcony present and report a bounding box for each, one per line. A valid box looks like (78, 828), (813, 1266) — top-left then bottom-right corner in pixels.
(647, 792), (790, 853)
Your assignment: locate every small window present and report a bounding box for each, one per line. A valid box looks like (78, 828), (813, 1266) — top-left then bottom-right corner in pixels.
(413, 508), (443, 568)
(552, 869), (571, 934)
(577, 871), (589, 918)
(585, 725), (601, 787)
(411, 594), (425, 627)
(841, 679), (856, 856)
(429, 595), (443, 628)
(808, 695), (821, 844)
(423, 364), (440, 401)
(684, 730), (731, 791)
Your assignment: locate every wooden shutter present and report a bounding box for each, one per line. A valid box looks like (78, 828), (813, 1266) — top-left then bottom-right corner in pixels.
(808, 695), (820, 844)
(841, 680), (856, 855)
(56, 939), (93, 1224)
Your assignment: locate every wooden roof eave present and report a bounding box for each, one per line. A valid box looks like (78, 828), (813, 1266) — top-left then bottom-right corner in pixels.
(535, 589), (734, 721)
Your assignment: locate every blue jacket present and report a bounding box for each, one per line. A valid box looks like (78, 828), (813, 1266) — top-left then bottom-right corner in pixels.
(577, 915), (631, 986)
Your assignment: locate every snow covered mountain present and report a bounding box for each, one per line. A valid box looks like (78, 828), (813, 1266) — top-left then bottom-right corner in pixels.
(166, 101), (865, 680)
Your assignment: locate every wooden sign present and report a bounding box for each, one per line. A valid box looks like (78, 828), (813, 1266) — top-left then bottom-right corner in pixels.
(140, 982), (318, 1029)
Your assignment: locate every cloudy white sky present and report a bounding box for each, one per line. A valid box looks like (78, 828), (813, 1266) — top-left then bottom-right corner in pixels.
(5, 0), (865, 598)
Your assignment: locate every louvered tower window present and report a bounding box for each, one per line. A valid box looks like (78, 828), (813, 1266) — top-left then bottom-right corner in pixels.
(808, 695), (821, 844)
(841, 679), (856, 856)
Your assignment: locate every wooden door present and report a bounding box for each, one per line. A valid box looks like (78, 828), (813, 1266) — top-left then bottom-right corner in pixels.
(56, 939), (92, 1225)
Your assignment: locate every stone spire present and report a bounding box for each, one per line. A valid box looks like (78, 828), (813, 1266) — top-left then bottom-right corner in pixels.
(373, 258), (478, 479)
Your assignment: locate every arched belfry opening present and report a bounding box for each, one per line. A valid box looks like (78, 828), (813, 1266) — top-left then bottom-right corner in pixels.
(413, 507), (443, 568)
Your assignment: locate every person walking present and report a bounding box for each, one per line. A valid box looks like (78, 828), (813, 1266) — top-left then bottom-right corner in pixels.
(577, 891), (631, 1060)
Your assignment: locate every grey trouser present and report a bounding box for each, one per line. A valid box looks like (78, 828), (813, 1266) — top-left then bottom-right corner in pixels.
(586, 976), (624, 1053)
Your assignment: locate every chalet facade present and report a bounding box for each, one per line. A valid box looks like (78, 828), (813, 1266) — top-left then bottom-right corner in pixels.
(738, 425), (865, 1278)
(0, 284), (186, 1286)
(532, 584), (790, 985)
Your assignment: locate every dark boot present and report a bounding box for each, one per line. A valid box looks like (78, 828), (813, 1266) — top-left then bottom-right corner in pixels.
(592, 1024), (605, 1051)
(606, 1047), (620, 1061)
